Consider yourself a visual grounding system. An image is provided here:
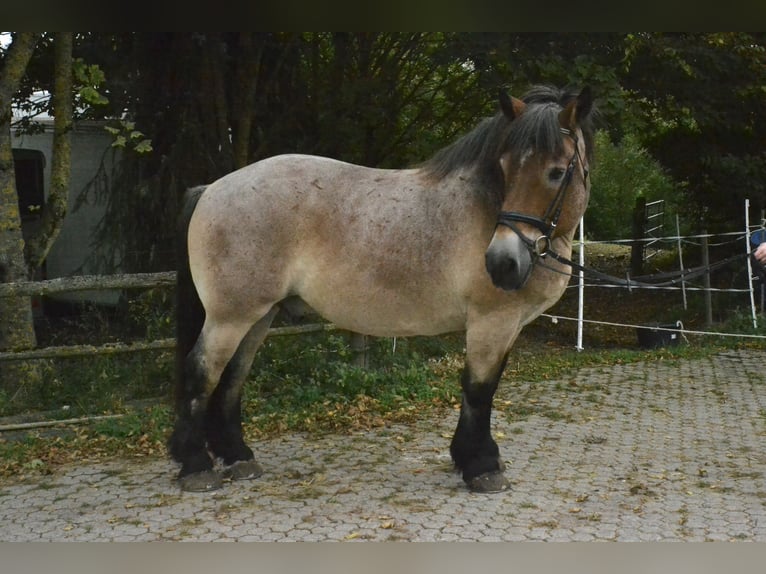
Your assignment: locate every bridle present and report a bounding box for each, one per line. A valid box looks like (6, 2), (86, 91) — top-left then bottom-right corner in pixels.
(495, 127), (588, 259)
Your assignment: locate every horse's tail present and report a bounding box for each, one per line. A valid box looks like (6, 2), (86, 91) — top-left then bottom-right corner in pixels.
(175, 185), (207, 407)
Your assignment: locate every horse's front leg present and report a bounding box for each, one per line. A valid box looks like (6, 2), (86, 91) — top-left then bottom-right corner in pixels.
(450, 317), (519, 493)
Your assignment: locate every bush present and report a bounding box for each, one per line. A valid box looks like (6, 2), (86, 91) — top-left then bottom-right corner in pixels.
(588, 131), (681, 241)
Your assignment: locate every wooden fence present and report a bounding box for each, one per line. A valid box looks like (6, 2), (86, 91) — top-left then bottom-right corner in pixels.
(0, 272), (341, 363)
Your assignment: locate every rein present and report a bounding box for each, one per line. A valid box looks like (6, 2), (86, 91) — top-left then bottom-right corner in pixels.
(542, 248), (749, 290)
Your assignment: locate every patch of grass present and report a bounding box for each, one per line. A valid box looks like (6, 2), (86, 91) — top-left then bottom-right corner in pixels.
(0, 404), (171, 478)
(0, 350), (173, 419)
(241, 334), (462, 436)
(1, 293), (175, 418)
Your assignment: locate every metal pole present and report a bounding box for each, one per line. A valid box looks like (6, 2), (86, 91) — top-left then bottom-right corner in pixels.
(745, 199), (758, 329)
(576, 217), (585, 351)
(701, 230), (713, 327)
(676, 214), (687, 310)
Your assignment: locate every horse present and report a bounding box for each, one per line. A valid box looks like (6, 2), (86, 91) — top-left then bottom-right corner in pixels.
(169, 85), (595, 493)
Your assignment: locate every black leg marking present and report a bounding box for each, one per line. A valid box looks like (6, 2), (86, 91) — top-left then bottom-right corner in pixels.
(169, 349), (215, 478)
(206, 359), (254, 466)
(204, 308), (276, 477)
(208, 379), (264, 482)
(450, 355), (509, 491)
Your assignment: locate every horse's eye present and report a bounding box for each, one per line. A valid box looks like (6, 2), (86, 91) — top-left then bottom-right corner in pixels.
(548, 167), (566, 182)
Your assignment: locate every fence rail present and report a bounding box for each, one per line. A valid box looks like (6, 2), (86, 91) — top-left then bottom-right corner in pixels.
(0, 271), (175, 298)
(0, 272), (338, 363)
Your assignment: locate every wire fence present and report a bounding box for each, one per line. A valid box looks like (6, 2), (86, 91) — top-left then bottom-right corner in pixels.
(561, 199), (765, 347)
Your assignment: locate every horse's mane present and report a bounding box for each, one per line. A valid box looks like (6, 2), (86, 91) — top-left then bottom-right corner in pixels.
(420, 85), (596, 208)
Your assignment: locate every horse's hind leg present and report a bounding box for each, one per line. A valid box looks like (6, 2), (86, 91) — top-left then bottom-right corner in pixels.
(206, 306), (279, 480)
(172, 315), (264, 492)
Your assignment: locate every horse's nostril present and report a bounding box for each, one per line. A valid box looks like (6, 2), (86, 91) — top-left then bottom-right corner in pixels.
(486, 251), (523, 290)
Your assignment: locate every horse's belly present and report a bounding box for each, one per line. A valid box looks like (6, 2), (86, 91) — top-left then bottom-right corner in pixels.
(298, 286), (465, 337)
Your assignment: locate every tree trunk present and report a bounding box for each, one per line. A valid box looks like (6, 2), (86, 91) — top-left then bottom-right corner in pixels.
(199, 33), (234, 176)
(0, 32), (42, 397)
(230, 32), (264, 169)
(24, 32), (73, 272)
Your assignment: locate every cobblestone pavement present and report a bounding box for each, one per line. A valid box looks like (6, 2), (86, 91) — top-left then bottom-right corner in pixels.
(2, 349), (766, 542)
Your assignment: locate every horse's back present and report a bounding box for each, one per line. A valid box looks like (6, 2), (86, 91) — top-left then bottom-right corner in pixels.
(190, 153), (426, 271)
(204, 153), (389, 203)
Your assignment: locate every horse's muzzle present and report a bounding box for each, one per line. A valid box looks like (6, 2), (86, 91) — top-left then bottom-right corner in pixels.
(485, 241), (533, 291)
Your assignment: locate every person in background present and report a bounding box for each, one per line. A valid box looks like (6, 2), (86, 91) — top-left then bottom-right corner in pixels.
(755, 242), (766, 266)
(751, 229), (766, 285)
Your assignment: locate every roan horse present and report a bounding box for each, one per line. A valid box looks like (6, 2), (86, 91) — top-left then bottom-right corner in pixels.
(170, 85), (595, 493)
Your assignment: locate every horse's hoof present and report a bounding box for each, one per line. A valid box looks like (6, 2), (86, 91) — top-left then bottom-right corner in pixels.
(179, 469), (223, 492)
(224, 459), (263, 481)
(467, 471), (511, 493)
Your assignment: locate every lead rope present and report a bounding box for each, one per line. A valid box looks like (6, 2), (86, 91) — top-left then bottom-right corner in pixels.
(539, 247), (749, 289)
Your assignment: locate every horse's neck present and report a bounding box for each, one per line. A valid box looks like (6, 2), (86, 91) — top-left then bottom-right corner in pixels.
(430, 168), (501, 225)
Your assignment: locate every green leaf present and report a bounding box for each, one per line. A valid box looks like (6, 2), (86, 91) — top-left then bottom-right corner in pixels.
(134, 140), (153, 154)
(79, 86), (108, 106)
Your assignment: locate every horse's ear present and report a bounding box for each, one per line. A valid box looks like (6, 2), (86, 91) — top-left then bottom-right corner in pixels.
(499, 90), (525, 120)
(559, 86), (593, 129)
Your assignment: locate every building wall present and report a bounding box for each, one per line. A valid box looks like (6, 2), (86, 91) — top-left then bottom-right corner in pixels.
(12, 121), (120, 305)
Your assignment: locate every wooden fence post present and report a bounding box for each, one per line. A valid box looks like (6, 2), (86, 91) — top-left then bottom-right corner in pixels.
(350, 332), (369, 369)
